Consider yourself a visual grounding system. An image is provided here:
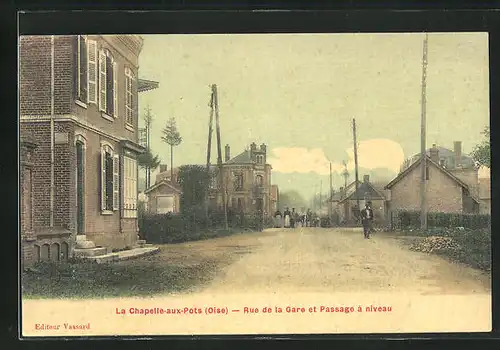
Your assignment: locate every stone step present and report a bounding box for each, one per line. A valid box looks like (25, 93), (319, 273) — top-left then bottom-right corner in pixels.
(84, 253), (120, 264)
(73, 247), (108, 257)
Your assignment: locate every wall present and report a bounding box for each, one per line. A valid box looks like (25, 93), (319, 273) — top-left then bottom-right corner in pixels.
(20, 122), (76, 231)
(448, 167), (479, 198)
(388, 162), (463, 214)
(20, 36), (74, 117)
(71, 35), (141, 145)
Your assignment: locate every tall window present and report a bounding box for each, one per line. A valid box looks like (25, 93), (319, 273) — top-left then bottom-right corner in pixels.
(255, 175), (263, 187)
(87, 39), (97, 104)
(99, 49), (118, 118)
(123, 156), (138, 218)
(233, 172), (244, 191)
(100, 144), (119, 213)
(75, 35), (88, 103)
(125, 67), (135, 127)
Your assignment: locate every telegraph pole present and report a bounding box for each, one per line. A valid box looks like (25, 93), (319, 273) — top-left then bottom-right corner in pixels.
(144, 105), (153, 189)
(329, 162), (333, 218)
(205, 90), (215, 218)
(212, 84), (228, 230)
(319, 180), (323, 213)
(420, 33), (429, 230)
(352, 118), (360, 221)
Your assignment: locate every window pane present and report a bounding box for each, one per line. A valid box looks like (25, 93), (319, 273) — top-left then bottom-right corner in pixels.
(157, 196), (174, 213)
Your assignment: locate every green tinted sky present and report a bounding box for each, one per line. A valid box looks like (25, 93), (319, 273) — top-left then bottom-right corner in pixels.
(137, 33), (489, 198)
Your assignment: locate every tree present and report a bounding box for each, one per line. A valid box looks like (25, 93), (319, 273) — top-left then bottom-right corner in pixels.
(472, 126), (490, 168)
(177, 165), (211, 214)
(137, 149), (161, 173)
(278, 190), (307, 212)
(161, 117), (183, 181)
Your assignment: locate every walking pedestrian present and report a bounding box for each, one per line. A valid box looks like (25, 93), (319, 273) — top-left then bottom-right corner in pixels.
(360, 201), (374, 239)
(283, 207), (291, 228)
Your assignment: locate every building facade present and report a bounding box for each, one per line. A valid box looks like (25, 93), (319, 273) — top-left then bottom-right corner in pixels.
(332, 175), (387, 225)
(20, 35), (158, 266)
(385, 150), (480, 216)
(209, 142), (274, 217)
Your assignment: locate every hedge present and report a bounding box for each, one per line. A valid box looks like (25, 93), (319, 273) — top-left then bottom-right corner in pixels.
(392, 210), (490, 230)
(139, 210), (266, 244)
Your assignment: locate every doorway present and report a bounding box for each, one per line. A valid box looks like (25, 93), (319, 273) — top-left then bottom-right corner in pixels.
(76, 141), (85, 235)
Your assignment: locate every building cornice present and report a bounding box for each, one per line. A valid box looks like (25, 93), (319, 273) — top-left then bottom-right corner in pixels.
(20, 114), (131, 144)
(99, 35), (143, 67)
(116, 35), (144, 56)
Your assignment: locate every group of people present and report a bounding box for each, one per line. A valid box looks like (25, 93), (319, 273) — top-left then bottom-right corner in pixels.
(273, 201), (375, 239)
(273, 207), (320, 229)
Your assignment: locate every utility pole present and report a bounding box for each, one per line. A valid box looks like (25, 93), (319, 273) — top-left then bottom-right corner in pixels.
(352, 118), (360, 222)
(144, 105), (153, 189)
(420, 33), (429, 230)
(212, 84), (228, 230)
(329, 162), (333, 219)
(319, 180), (323, 213)
(205, 89), (215, 218)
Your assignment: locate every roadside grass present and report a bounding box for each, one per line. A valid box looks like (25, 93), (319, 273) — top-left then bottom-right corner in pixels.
(21, 253), (221, 299)
(22, 227), (257, 299)
(399, 227), (491, 272)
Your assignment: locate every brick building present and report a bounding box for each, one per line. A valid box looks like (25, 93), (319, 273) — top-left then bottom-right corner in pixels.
(209, 142), (274, 217)
(20, 35), (158, 266)
(385, 143), (481, 216)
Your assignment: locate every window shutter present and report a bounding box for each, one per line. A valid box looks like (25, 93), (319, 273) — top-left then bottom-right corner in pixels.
(113, 154), (120, 211)
(87, 40), (97, 104)
(113, 61), (118, 118)
(100, 149), (106, 211)
(75, 36), (80, 99)
(99, 50), (107, 112)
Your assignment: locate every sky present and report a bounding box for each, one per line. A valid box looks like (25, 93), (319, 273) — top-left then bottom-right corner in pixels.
(137, 33), (490, 200)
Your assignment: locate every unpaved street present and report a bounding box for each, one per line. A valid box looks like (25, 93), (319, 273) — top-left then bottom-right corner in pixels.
(200, 227), (490, 295)
(22, 227), (492, 335)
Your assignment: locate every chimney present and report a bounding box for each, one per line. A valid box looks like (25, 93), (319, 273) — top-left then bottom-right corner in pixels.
(225, 144), (230, 162)
(250, 142), (257, 152)
(454, 141), (462, 168)
(429, 144), (439, 163)
(363, 175), (370, 183)
(260, 143), (267, 153)
(160, 164), (168, 173)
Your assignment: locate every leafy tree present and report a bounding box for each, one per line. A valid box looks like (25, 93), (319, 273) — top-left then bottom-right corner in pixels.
(472, 126), (490, 168)
(161, 117), (183, 181)
(177, 165), (211, 214)
(278, 190), (307, 212)
(137, 149), (160, 172)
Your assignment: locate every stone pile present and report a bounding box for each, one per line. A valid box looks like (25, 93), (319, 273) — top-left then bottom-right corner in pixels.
(409, 236), (461, 254)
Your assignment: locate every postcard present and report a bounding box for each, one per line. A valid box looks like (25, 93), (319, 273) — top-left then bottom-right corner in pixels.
(19, 32), (491, 336)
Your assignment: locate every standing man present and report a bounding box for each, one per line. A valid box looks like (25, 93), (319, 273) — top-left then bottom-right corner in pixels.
(360, 201), (374, 239)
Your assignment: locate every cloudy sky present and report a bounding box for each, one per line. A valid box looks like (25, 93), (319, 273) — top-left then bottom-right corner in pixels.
(137, 33), (489, 199)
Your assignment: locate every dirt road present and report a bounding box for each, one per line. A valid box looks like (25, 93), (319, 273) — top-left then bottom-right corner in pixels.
(200, 227), (490, 295)
(22, 227), (492, 335)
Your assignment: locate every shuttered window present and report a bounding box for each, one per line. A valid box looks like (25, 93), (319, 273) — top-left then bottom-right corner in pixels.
(99, 50), (107, 112)
(87, 39), (97, 104)
(100, 144), (119, 213)
(125, 67), (135, 126)
(123, 156), (138, 218)
(99, 49), (117, 117)
(75, 35), (88, 103)
(113, 61), (118, 118)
